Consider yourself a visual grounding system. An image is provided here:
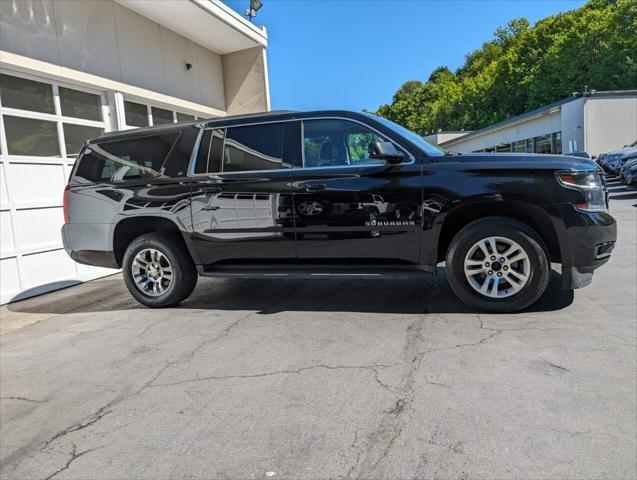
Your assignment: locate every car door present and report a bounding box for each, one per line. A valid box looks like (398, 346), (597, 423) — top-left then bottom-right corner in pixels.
(291, 118), (423, 263)
(189, 122), (296, 266)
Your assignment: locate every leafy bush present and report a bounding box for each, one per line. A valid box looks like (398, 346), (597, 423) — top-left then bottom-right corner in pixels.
(375, 0), (637, 134)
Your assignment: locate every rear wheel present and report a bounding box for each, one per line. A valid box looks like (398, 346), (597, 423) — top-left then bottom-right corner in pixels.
(122, 233), (197, 308)
(445, 217), (550, 312)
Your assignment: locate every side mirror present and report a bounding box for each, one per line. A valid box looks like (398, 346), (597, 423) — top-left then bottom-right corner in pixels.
(369, 141), (405, 163)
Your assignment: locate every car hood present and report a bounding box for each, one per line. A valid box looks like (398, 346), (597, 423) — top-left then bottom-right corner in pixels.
(605, 146), (637, 157)
(445, 153), (599, 171)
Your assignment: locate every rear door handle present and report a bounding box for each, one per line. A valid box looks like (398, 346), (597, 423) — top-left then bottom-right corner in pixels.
(305, 184), (326, 192)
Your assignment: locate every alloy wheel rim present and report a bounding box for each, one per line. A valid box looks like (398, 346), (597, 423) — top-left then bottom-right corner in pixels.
(131, 248), (173, 297)
(298, 201), (323, 216)
(463, 236), (530, 299)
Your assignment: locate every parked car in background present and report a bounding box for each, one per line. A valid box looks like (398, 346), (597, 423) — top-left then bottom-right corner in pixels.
(617, 153), (637, 181)
(625, 165), (637, 188)
(62, 110), (616, 313)
(599, 140), (637, 174)
(568, 151), (591, 159)
(618, 155), (637, 182)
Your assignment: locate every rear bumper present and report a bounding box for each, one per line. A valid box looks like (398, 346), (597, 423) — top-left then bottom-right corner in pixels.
(547, 204), (617, 289)
(62, 223), (118, 268)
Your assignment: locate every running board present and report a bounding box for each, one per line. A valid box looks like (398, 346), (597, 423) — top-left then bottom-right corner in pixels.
(199, 264), (434, 280)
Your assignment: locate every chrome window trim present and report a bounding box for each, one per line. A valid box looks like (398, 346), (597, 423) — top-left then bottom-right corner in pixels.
(187, 115), (417, 177)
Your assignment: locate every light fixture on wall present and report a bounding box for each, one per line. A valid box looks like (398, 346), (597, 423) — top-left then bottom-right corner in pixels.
(245, 0), (263, 22)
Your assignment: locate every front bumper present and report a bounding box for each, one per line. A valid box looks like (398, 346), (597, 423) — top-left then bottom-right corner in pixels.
(547, 204), (617, 290)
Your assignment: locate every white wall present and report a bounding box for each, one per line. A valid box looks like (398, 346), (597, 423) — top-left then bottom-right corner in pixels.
(423, 132), (471, 147)
(560, 98), (585, 154)
(585, 97), (637, 156)
(222, 47), (270, 115)
(0, 0), (226, 111)
(444, 111), (561, 153)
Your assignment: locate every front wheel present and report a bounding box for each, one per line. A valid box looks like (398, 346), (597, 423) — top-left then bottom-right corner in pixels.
(445, 217), (550, 312)
(122, 233), (197, 308)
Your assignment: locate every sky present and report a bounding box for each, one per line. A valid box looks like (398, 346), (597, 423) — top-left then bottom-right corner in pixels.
(224, 0), (587, 112)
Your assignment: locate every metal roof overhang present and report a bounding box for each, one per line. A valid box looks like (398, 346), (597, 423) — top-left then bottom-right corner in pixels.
(115, 0), (267, 55)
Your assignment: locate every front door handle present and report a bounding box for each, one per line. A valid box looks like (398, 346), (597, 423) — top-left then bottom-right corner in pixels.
(304, 184), (326, 192)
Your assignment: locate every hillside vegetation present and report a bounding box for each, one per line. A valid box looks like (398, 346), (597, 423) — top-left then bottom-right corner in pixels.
(375, 0), (637, 134)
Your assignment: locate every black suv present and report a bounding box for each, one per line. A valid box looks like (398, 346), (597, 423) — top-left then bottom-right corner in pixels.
(62, 111), (616, 312)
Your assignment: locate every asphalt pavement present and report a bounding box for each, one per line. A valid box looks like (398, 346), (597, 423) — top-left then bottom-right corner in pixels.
(1, 181), (635, 480)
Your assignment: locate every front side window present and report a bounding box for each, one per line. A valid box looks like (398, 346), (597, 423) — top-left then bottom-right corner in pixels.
(223, 123), (285, 172)
(303, 119), (395, 168)
(364, 113), (443, 156)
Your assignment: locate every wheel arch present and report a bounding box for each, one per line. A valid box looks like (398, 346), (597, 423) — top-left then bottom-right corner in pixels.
(436, 201), (560, 264)
(113, 216), (194, 268)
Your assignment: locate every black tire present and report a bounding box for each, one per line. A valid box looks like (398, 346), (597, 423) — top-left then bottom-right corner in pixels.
(445, 217), (550, 313)
(122, 233), (197, 308)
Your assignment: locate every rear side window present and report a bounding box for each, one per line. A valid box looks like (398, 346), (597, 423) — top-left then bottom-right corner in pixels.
(73, 132), (179, 183)
(223, 123), (285, 172)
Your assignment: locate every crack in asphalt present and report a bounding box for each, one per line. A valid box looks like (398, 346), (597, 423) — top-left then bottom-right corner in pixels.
(0, 396), (46, 403)
(30, 318), (243, 469)
(149, 362), (396, 388)
(42, 444), (97, 480)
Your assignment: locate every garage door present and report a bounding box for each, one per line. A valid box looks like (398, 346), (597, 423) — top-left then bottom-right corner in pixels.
(0, 72), (116, 304)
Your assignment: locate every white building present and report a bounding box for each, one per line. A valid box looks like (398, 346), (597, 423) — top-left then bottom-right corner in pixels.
(0, 0), (271, 304)
(440, 91), (637, 157)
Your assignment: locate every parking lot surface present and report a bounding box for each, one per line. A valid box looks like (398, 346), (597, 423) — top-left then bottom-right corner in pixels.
(1, 181), (635, 480)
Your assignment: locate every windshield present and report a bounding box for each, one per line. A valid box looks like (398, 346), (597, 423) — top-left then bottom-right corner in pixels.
(364, 113), (444, 156)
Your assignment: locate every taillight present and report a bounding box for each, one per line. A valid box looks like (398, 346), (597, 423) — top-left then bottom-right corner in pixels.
(63, 185), (70, 223)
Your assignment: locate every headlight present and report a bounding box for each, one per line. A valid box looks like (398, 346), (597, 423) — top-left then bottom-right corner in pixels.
(556, 171), (607, 212)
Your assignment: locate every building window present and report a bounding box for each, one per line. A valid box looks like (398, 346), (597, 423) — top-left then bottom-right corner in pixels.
(59, 87), (102, 122)
(552, 132), (562, 154)
(0, 73), (107, 158)
(496, 143), (512, 153)
(177, 112), (195, 123)
(0, 74), (54, 114)
(123, 99), (200, 129)
(512, 140), (526, 153)
(151, 106), (173, 125)
(534, 135), (552, 154)
(124, 101), (149, 128)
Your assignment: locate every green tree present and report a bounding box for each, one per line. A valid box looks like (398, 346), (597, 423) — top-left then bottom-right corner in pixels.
(375, 0), (637, 133)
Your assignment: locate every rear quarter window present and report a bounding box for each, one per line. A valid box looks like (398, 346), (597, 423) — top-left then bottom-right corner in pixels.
(72, 127), (198, 183)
